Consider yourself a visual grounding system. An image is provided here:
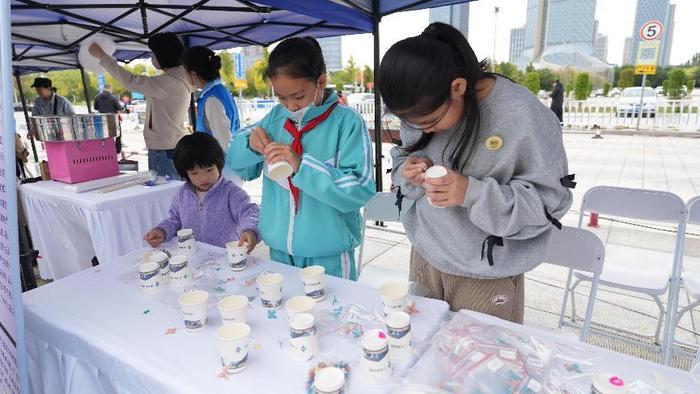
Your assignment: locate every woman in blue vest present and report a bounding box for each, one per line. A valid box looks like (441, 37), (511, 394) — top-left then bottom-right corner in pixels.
(183, 46), (241, 150)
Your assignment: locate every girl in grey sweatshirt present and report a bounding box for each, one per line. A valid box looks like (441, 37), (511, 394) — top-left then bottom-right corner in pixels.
(378, 23), (573, 320)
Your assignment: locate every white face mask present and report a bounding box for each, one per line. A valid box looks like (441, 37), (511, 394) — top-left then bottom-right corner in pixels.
(287, 84), (320, 124)
(151, 56), (160, 70)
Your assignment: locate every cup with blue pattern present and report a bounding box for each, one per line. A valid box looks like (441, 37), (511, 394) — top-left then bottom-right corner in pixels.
(177, 289), (209, 332)
(168, 254), (192, 288)
(360, 329), (392, 383)
(216, 322), (251, 374)
(300, 265), (326, 302)
(139, 262), (164, 296)
(385, 311), (413, 361)
(289, 313), (319, 361)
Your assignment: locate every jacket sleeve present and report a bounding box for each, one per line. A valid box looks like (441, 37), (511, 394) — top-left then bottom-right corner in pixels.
(291, 113), (376, 213)
(462, 113), (573, 240)
(390, 122), (427, 200)
(155, 192), (183, 242)
(226, 124), (264, 181)
(228, 185), (260, 238)
(99, 56), (172, 99)
(204, 97), (232, 150)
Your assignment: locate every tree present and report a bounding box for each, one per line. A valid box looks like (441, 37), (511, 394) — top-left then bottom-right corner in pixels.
(618, 69), (635, 89)
(603, 81), (611, 96)
(495, 62), (521, 81)
(574, 73), (590, 100)
(687, 80), (696, 95)
(522, 72), (540, 95)
(668, 68), (687, 99)
(662, 80), (670, 96)
(362, 65), (373, 91)
(564, 82), (573, 98)
(535, 68), (557, 91)
(525, 63), (535, 73)
(219, 51), (236, 92)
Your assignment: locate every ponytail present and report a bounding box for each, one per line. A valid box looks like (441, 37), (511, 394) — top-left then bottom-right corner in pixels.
(183, 46), (222, 82)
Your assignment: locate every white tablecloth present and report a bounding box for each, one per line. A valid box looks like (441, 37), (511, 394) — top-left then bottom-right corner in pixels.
(23, 242), (450, 394)
(20, 180), (182, 280)
(455, 310), (699, 392)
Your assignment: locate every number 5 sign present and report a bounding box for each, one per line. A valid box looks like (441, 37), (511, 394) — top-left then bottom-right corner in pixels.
(640, 20), (663, 41)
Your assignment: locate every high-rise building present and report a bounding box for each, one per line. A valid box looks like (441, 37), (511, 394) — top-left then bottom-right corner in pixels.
(429, 3), (470, 39)
(242, 46), (263, 71)
(594, 34), (608, 63)
(628, 0), (675, 67)
(514, 0), (612, 81)
(623, 37), (633, 65)
(317, 36), (342, 72)
(509, 27), (525, 63)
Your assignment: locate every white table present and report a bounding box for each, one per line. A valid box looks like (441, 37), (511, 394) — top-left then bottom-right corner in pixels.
(22, 242), (450, 394)
(20, 180), (182, 280)
(444, 311), (700, 392)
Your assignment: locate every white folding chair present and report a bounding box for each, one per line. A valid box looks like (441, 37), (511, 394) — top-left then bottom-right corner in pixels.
(548, 226), (605, 341)
(560, 186), (686, 361)
(678, 196), (700, 369)
(356, 192), (412, 287)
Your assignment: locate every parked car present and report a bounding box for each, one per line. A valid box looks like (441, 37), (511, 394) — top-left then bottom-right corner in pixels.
(608, 87), (621, 97)
(346, 93), (375, 105)
(617, 87), (657, 118)
(654, 86), (664, 96)
(593, 89), (605, 97)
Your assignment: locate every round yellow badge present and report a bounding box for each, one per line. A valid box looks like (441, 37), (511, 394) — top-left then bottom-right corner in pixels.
(485, 136), (503, 151)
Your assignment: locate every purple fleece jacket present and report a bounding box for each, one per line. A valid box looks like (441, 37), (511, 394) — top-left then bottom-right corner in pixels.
(156, 177), (259, 248)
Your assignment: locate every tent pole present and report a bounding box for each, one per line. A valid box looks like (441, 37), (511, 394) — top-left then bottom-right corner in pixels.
(15, 72), (38, 162)
(80, 67), (93, 113)
(372, 2), (382, 192)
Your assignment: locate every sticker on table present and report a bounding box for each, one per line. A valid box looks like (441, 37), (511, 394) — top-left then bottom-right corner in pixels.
(142, 309), (150, 315)
(407, 301), (419, 315)
(267, 310), (278, 320)
(165, 327), (177, 335)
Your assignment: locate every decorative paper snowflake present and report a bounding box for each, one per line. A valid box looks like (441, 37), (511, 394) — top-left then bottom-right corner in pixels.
(165, 328), (177, 335)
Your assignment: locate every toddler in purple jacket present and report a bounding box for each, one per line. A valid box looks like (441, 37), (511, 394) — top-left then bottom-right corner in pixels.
(143, 133), (260, 250)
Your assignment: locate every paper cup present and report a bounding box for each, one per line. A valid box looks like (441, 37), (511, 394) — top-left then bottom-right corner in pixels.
(218, 295), (249, 325)
(289, 313), (319, 361)
(300, 265), (326, 302)
(178, 290), (209, 332)
(379, 282), (408, 316)
(148, 250), (170, 287)
(425, 165), (448, 208)
(169, 254), (192, 288)
(268, 160), (294, 181)
(226, 241), (248, 271)
(177, 229), (197, 255)
(313, 367), (346, 394)
(386, 311), (413, 361)
(216, 323), (251, 374)
(360, 329), (392, 383)
(139, 262), (164, 295)
(256, 272), (284, 309)
(285, 295), (316, 320)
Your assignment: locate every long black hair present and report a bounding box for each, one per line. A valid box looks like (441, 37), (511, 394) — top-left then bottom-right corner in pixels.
(378, 22), (493, 172)
(148, 32), (184, 68)
(265, 36), (326, 81)
(172, 133), (225, 182)
(183, 46), (222, 82)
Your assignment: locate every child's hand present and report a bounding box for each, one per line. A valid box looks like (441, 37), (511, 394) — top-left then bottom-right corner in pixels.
(263, 143), (301, 173)
(402, 156), (433, 186)
(143, 228), (165, 248)
(250, 127), (271, 155)
(239, 231), (259, 254)
(423, 169), (469, 208)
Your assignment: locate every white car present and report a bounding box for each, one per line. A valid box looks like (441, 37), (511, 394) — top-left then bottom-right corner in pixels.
(609, 87), (621, 97)
(346, 93), (375, 105)
(617, 87), (657, 118)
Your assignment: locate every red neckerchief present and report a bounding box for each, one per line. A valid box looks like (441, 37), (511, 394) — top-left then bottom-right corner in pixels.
(283, 101), (339, 213)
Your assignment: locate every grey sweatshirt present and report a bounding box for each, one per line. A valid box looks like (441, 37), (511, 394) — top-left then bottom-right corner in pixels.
(391, 76), (573, 279)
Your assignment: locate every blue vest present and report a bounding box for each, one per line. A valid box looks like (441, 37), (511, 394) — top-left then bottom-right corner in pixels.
(196, 79), (240, 137)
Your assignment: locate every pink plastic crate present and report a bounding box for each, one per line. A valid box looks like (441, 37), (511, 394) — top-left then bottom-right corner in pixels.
(46, 138), (119, 184)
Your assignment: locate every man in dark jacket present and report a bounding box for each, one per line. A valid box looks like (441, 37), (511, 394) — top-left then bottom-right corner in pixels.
(549, 80), (564, 124)
(94, 83), (124, 156)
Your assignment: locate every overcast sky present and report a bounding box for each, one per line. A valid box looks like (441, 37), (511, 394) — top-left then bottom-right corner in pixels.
(340, 0), (699, 68)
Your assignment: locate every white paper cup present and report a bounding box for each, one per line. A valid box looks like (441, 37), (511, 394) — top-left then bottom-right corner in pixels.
(425, 165), (448, 208)
(256, 272), (284, 309)
(169, 254), (192, 288)
(268, 160), (294, 181)
(386, 311), (413, 361)
(216, 322), (251, 374)
(218, 295), (249, 325)
(313, 367), (346, 394)
(285, 295), (316, 320)
(360, 329), (392, 383)
(379, 282), (408, 316)
(300, 265), (326, 302)
(139, 262), (165, 295)
(148, 250), (170, 287)
(226, 241), (248, 271)
(177, 290), (210, 332)
(177, 229), (197, 255)
(289, 313), (320, 361)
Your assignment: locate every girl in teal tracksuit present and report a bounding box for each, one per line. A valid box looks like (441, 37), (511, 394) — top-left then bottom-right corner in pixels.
(227, 37), (376, 280)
